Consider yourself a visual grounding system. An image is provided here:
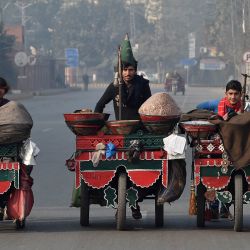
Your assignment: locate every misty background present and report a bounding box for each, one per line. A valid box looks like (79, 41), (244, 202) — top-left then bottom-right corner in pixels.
(1, 0), (250, 89)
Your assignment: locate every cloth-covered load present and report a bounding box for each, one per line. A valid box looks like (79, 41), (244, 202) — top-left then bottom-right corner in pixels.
(139, 92), (181, 117)
(0, 101), (33, 144)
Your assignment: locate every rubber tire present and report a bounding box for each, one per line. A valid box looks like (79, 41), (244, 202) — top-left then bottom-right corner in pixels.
(155, 196), (164, 227)
(234, 174), (243, 232)
(117, 172), (127, 230)
(16, 219), (25, 229)
(197, 183), (206, 228)
(80, 180), (90, 226)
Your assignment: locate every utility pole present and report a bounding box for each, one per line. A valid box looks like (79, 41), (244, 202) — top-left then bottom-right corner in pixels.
(15, 0), (33, 50)
(0, 1), (11, 23)
(129, 0), (136, 45)
(230, 0), (237, 78)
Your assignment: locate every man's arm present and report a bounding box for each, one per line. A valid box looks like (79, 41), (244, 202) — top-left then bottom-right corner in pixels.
(217, 98), (229, 120)
(94, 83), (114, 113)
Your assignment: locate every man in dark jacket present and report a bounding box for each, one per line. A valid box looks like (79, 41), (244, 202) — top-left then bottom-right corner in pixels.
(95, 35), (151, 120)
(95, 35), (152, 219)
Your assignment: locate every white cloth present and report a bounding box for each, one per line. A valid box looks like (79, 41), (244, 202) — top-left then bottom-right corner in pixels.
(91, 143), (106, 167)
(20, 138), (40, 166)
(163, 134), (186, 159)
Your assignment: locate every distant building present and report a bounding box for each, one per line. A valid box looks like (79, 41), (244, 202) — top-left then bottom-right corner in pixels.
(4, 25), (24, 50)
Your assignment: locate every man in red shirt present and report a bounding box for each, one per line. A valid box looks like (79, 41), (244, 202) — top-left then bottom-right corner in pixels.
(216, 80), (242, 218)
(218, 80), (242, 120)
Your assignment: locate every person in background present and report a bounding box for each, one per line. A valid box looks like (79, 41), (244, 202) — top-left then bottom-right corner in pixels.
(95, 34), (152, 219)
(82, 74), (89, 91)
(0, 77), (10, 107)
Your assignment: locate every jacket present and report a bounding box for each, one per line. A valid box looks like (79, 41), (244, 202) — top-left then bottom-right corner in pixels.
(95, 75), (151, 120)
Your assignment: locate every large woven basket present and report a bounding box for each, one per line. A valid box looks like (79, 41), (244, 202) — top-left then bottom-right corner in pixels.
(179, 121), (217, 139)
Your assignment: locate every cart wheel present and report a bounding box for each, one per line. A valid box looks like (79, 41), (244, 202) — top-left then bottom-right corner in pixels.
(16, 219), (25, 229)
(80, 180), (90, 226)
(117, 172), (127, 230)
(155, 197), (164, 227)
(197, 183), (206, 228)
(234, 174), (243, 232)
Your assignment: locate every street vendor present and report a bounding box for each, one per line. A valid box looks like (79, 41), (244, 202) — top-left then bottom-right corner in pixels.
(94, 35), (152, 219)
(196, 80), (242, 119)
(94, 34), (151, 120)
(217, 80), (242, 120)
(0, 77), (10, 107)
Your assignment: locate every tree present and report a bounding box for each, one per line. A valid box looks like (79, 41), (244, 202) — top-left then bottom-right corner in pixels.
(0, 20), (16, 86)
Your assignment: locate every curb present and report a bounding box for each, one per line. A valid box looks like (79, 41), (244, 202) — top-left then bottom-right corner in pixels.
(6, 88), (76, 101)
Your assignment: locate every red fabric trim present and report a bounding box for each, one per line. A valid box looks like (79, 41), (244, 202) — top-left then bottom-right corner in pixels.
(0, 162), (19, 170)
(0, 181), (12, 194)
(127, 170), (161, 188)
(201, 176), (230, 190)
(162, 160), (168, 187)
(81, 171), (116, 189)
(194, 165), (201, 186)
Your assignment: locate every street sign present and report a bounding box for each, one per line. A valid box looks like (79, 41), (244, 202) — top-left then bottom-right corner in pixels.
(188, 33), (196, 58)
(14, 52), (28, 67)
(65, 48), (79, 67)
(180, 58), (197, 66)
(243, 52), (250, 62)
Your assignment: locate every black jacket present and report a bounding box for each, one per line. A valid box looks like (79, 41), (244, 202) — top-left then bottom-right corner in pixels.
(95, 75), (151, 120)
(0, 98), (9, 107)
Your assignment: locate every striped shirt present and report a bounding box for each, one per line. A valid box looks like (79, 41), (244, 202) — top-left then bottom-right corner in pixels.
(217, 97), (241, 117)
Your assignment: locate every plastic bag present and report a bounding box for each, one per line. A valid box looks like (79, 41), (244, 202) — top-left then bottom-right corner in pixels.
(105, 142), (116, 158)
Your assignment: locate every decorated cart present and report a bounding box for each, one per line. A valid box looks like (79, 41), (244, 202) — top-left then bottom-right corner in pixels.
(0, 101), (35, 229)
(180, 119), (250, 232)
(64, 93), (187, 230)
(0, 142), (34, 229)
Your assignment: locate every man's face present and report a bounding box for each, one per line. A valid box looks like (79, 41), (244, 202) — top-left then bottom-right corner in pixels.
(122, 66), (136, 83)
(225, 89), (241, 105)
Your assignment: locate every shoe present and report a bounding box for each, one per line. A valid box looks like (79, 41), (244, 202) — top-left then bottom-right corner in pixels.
(131, 205), (142, 220)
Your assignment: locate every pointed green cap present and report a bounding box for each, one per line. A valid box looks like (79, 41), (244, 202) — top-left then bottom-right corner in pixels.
(120, 34), (137, 68)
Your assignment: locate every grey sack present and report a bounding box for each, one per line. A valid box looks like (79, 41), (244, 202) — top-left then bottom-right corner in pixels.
(0, 101), (33, 144)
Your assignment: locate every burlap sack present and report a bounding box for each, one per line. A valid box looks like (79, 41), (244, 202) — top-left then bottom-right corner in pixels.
(0, 101), (33, 144)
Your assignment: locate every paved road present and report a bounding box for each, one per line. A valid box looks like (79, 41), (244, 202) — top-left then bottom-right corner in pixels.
(1, 85), (250, 250)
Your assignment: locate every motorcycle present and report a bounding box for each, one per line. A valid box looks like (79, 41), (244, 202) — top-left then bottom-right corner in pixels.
(165, 78), (185, 95)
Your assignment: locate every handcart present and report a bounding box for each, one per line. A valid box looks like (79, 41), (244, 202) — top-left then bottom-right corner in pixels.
(65, 112), (186, 230)
(180, 120), (250, 232)
(0, 142), (33, 229)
